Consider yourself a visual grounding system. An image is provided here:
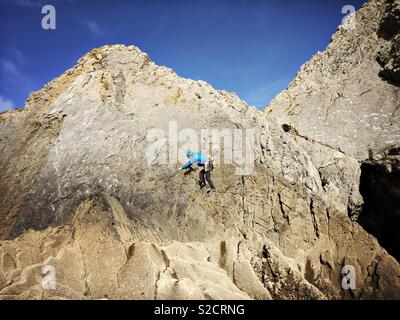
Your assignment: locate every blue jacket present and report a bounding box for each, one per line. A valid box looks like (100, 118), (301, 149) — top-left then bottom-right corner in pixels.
(182, 152), (208, 169)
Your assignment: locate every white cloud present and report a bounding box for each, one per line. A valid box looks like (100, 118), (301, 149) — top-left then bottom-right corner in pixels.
(0, 57), (34, 90)
(0, 50), (35, 108)
(243, 79), (290, 109)
(84, 20), (105, 38)
(0, 95), (14, 112)
(8, 47), (25, 65)
(0, 0), (43, 7)
(0, 58), (18, 75)
(0, 0), (76, 7)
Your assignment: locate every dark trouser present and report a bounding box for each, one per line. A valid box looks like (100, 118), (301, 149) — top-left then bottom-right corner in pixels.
(199, 168), (215, 190)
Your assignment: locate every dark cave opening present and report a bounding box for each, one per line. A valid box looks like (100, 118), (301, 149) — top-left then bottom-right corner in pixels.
(358, 161), (400, 262)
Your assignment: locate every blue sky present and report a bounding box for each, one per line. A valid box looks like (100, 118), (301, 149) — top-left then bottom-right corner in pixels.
(0, 0), (366, 112)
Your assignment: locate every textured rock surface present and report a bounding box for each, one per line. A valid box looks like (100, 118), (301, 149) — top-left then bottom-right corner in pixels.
(1, 0), (400, 300)
(267, 0), (400, 271)
(377, 0), (400, 85)
(267, 0), (400, 161)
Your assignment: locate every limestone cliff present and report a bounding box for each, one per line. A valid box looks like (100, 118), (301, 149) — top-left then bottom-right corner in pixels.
(267, 0), (400, 268)
(267, 0), (399, 161)
(1, 0), (399, 300)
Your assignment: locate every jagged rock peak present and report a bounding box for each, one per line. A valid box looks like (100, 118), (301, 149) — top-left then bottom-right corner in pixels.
(267, 0), (400, 161)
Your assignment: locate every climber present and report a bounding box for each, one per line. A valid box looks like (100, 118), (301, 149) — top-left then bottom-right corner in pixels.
(179, 150), (216, 192)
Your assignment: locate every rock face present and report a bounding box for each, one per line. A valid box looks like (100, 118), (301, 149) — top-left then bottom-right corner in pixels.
(267, 0), (400, 162)
(267, 0), (400, 270)
(1, 0), (400, 300)
(377, 0), (400, 85)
